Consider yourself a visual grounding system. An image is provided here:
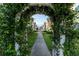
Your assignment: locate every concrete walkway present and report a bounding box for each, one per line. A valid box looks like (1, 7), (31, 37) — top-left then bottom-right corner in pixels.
(31, 31), (51, 56)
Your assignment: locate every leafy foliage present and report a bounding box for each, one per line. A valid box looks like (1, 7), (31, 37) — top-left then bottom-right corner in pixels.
(0, 3), (78, 56)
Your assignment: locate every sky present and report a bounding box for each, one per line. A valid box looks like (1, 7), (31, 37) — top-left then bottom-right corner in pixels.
(31, 3), (79, 27)
(73, 3), (79, 10)
(32, 14), (49, 27)
(73, 3), (79, 23)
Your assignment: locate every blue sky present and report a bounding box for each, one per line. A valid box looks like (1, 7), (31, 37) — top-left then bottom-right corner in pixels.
(32, 14), (49, 27)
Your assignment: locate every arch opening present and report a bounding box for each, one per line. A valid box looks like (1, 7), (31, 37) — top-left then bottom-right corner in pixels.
(15, 4), (54, 56)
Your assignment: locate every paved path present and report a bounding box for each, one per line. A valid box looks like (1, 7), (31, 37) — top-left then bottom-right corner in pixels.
(31, 31), (51, 56)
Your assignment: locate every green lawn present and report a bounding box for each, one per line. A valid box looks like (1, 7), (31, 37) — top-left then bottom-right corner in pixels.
(28, 31), (37, 54)
(43, 31), (53, 52)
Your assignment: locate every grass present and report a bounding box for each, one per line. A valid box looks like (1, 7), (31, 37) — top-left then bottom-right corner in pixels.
(43, 31), (53, 52)
(28, 31), (37, 54)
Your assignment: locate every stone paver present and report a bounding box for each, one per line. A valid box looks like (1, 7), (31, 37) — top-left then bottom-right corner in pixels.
(31, 31), (51, 56)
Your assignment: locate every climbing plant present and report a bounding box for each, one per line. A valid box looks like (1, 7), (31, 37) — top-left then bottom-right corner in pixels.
(0, 3), (78, 56)
(0, 3), (28, 55)
(51, 3), (75, 56)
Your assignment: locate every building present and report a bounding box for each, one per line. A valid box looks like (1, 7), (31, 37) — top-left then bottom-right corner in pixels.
(42, 18), (52, 31)
(32, 19), (38, 31)
(46, 18), (52, 31)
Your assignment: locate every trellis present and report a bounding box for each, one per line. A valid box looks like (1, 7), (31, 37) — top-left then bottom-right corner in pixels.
(0, 3), (75, 56)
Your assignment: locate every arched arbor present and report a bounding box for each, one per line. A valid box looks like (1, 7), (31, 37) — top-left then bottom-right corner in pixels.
(15, 4), (54, 55)
(0, 3), (74, 56)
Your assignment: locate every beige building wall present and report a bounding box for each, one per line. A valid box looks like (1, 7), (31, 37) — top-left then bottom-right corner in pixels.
(42, 18), (52, 31)
(46, 18), (52, 31)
